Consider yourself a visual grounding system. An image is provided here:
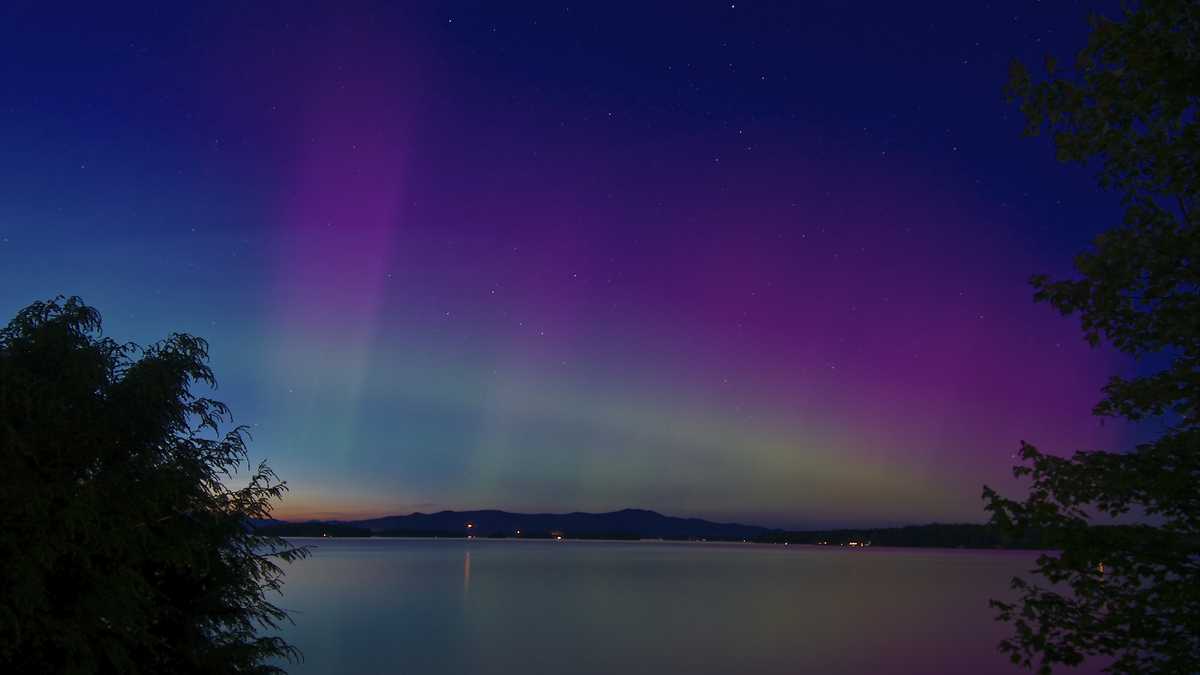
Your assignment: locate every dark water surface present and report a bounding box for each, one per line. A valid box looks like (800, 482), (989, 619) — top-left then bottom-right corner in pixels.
(274, 538), (1100, 675)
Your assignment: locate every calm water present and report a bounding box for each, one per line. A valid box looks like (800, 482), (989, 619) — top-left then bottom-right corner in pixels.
(273, 539), (1101, 675)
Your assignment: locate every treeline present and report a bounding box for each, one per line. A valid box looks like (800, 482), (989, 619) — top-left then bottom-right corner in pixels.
(478, 531), (641, 541)
(753, 523), (1055, 549)
(257, 523), (372, 538)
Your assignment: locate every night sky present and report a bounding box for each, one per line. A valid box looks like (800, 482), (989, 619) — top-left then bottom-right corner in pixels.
(1, 1), (1134, 528)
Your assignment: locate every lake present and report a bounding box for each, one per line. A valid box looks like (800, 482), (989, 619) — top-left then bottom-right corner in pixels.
(273, 538), (1101, 675)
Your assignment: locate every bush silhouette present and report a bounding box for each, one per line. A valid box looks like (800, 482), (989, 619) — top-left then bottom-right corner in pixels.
(0, 297), (306, 674)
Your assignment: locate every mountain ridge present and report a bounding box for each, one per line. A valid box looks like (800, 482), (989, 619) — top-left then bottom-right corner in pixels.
(267, 508), (774, 540)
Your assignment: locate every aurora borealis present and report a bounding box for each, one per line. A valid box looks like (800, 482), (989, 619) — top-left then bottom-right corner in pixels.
(0, 2), (1132, 527)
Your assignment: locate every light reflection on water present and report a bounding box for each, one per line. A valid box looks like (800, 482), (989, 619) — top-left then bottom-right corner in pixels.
(272, 539), (1102, 675)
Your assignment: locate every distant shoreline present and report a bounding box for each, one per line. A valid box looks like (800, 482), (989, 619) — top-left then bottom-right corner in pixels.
(254, 513), (1056, 550)
(276, 536), (1058, 553)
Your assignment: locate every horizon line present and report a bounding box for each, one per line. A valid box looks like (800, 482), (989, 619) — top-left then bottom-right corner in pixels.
(267, 506), (990, 531)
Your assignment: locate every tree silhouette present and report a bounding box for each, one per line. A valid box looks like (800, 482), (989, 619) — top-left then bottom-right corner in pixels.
(0, 297), (307, 674)
(983, 2), (1199, 673)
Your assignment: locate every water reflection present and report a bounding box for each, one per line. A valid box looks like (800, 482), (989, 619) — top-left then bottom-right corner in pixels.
(274, 539), (1105, 675)
(463, 549), (471, 594)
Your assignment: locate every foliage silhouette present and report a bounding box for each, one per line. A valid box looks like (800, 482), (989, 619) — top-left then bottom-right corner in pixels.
(983, 2), (1199, 673)
(0, 297), (307, 674)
